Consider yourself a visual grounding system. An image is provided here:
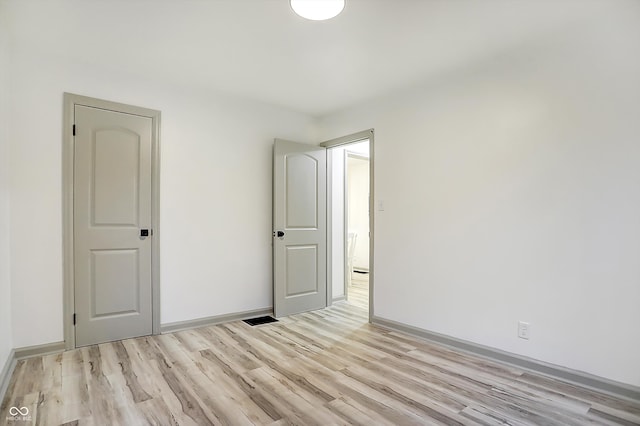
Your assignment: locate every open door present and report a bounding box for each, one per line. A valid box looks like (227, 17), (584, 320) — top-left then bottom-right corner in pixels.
(273, 139), (327, 317)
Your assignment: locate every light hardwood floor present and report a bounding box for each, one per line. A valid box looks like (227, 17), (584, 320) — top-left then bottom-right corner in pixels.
(347, 272), (369, 310)
(2, 298), (639, 425)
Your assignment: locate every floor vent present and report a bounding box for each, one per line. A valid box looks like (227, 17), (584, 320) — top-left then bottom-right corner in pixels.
(243, 316), (279, 326)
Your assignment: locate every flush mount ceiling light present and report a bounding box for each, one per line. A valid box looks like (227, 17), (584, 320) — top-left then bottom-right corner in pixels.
(290, 0), (345, 21)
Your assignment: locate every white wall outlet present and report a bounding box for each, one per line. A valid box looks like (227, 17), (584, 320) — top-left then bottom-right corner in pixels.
(518, 321), (531, 340)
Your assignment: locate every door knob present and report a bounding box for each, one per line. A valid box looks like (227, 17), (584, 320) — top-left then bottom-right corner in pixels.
(275, 231), (285, 238)
(140, 229), (150, 237)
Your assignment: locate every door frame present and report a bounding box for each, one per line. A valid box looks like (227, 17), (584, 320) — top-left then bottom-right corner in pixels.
(62, 93), (161, 350)
(321, 129), (374, 322)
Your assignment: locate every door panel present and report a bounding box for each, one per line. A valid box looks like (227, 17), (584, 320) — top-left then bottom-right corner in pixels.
(286, 154), (318, 228)
(274, 139), (326, 317)
(92, 129), (140, 226)
(286, 245), (318, 296)
(91, 249), (139, 316)
(74, 105), (153, 347)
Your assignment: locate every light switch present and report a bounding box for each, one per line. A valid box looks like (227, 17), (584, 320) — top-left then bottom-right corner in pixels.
(378, 200), (385, 211)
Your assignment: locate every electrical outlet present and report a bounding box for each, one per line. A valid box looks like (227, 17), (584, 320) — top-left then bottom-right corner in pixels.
(518, 321), (530, 340)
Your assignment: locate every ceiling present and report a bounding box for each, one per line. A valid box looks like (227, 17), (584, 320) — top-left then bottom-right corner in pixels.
(4, 0), (616, 116)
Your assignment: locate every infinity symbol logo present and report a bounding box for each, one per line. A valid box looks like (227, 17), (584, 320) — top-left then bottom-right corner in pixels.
(9, 406), (29, 416)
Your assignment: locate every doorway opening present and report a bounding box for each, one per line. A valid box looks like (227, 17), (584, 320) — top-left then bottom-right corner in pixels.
(346, 151), (370, 309)
(272, 131), (372, 319)
(324, 131), (373, 318)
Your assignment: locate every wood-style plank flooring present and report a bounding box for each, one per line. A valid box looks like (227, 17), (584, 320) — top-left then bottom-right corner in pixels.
(347, 272), (369, 310)
(2, 298), (639, 425)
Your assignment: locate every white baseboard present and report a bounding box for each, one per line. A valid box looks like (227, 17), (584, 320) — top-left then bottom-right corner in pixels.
(161, 307), (273, 334)
(372, 315), (640, 402)
(2, 308), (279, 402)
(14, 341), (65, 360)
(1, 341), (66, 404)
(5, 313), (637, 404)
(0, 349), (17, 405)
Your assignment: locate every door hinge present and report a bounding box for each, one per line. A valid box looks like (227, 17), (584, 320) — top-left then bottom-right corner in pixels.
(72, 124), (76, 136)
(73, 313), (76, 325)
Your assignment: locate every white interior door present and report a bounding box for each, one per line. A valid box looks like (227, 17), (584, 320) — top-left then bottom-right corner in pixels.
(273, 139), (327, 317)
(74, 105), (153, 347)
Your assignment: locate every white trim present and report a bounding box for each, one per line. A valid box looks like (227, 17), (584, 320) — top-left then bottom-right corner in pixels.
(320, 129), (374, 149)
(372, 315), (640, 402)
(161, 308), (273, 334)
(322, 129), (375, 322)
(1, 341), (66, 403)
(0, 349), (16, 404)
(14, 341), (65, 360)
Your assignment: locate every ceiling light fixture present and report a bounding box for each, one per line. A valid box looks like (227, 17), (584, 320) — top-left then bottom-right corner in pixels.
(290, 0), (345, 21)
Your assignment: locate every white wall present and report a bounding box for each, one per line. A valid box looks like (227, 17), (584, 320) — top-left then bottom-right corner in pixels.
(4, 0), (639, 390)
(0, 0), (14, 370)
(7, 48), (317, 347)
(347, 156), (369, 271)
(319, 6), (640, 387)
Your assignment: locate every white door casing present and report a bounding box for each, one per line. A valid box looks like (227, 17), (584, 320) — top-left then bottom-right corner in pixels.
(73, 104), (154, 347)
(273, 139), (327, 317)
(321, 129), (375, 321)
